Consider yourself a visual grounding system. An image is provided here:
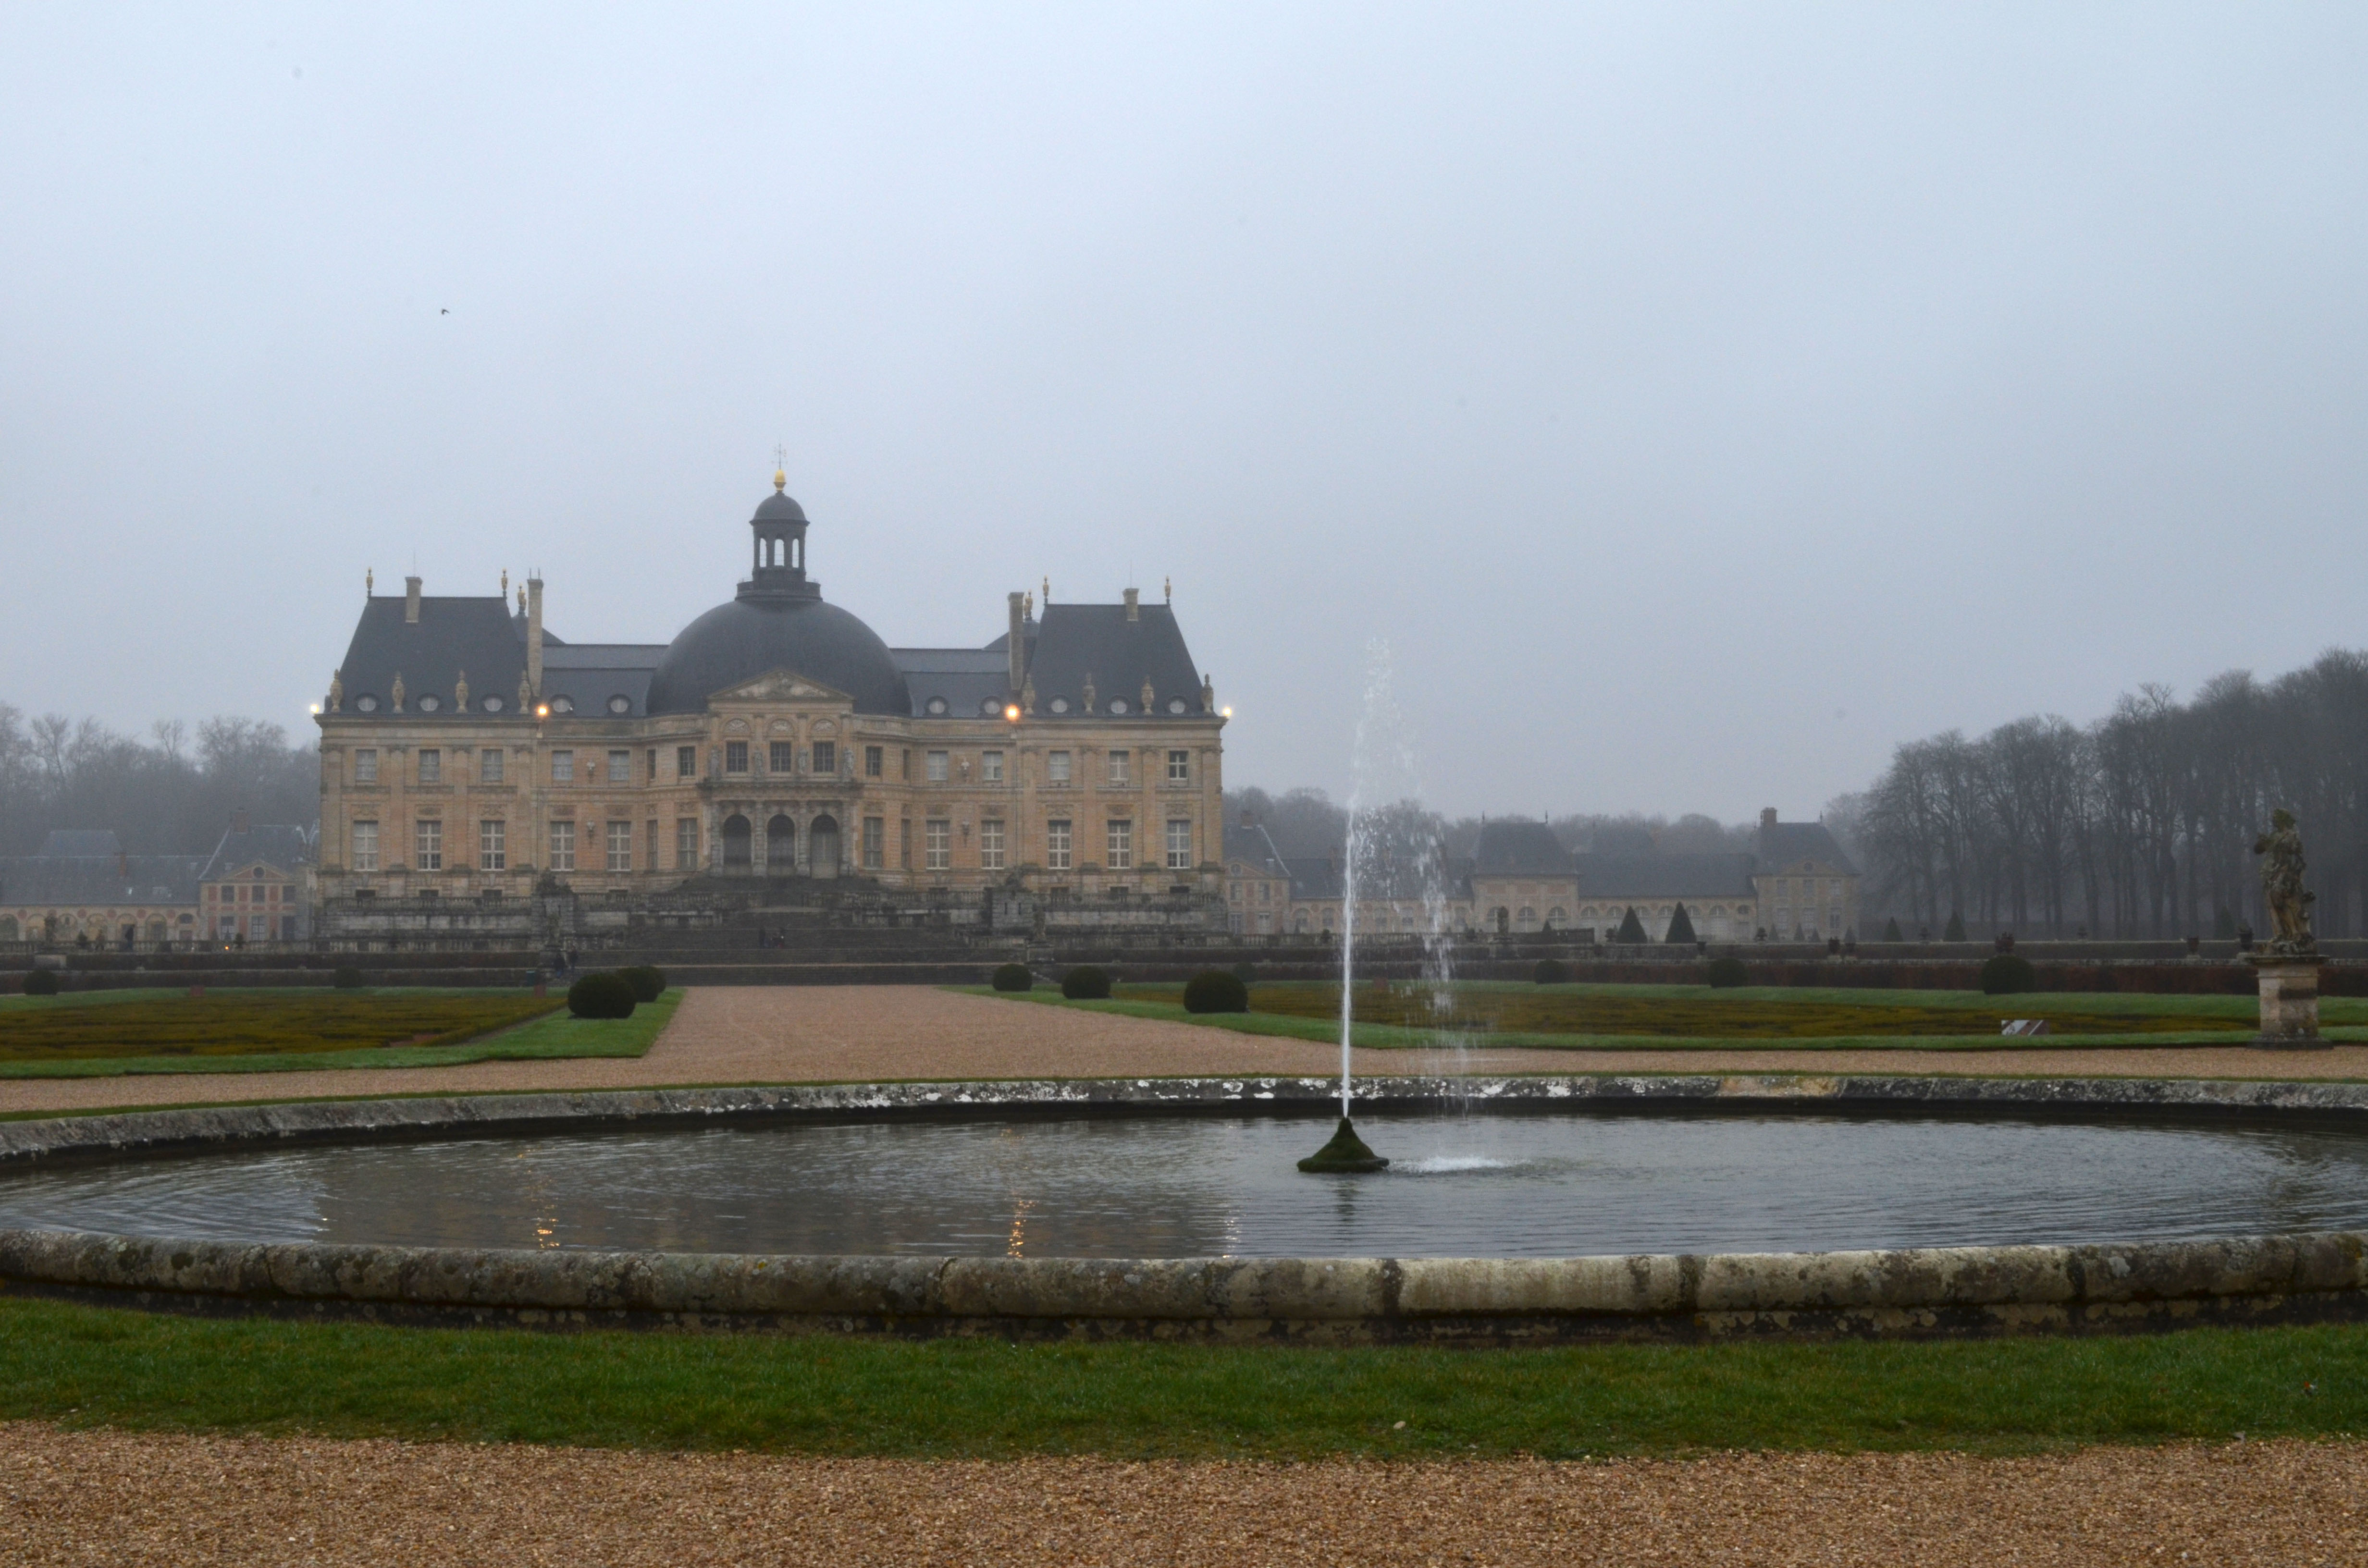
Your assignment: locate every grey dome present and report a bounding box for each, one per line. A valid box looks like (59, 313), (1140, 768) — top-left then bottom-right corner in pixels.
(645, 596), (911, 715)
(754, 489), (807, 525)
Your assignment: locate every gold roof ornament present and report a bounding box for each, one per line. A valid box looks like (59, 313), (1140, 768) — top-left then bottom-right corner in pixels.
(1164, 576), (1171, 602)
(366, 567), (374, 597)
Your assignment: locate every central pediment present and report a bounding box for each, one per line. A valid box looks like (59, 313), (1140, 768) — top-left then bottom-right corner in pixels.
(707, 668), (853, 706)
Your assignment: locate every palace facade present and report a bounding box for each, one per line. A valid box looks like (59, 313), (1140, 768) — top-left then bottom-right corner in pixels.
(313, 472), (1228, 932)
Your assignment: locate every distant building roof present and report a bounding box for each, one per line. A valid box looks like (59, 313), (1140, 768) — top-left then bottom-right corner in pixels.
(1472, 820), (1574, 875)
(893, 648), (1013, 719)
(1575, 852), (1759, 900)
(36, 830), (121, 858)
(0, 854), (205, 909)
(197, 823), (315, 883)
(1755, 818), (1858, 876)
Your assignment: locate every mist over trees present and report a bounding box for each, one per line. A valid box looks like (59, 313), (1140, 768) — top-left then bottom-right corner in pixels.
(1221, 786), (1756, 871)
(0, 703), (318, 857)
(1846, 649), (2368, 940)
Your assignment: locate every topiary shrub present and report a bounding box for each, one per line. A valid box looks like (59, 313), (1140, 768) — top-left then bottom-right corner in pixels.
(1061, 965), (1112, 1000)
(1532, 957), (1571, 985)
(567, 970), (638, 1019)
(1183, 968), (1249, 1013)
(23, 969), (61, 997)
(990, 962), (1034, 992)
(1882, 917), (1904, 943)
(1943, 910), (1968, 943)
(1613, 907), (1647, 944)
(333, 964), (364, 989)
(1980, 953), (2037, 995)
(1704, 955), (1749, 989)
(620, 964), (667, 1003)
(1230, 960), (1257, 984)
(1664, 904), (1696, 944)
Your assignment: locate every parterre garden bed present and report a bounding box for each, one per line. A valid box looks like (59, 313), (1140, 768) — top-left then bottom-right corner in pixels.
(0, 989), (566, 1064)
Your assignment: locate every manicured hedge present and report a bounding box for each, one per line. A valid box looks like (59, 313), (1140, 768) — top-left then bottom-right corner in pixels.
(1704, 955), (1750, 988)
(990, 963), (1034, 992)
(619, 965), (668, 1003)
(1532, 957), (1571, 985)
(567, 971), (638, 1019)
(333, 965), (364, 990)
(1061, 966), (1112, 1000)
(1980, 953), (2038, 995)
(1182, 969), (1249, 1014)
(21, 969), (60, 997)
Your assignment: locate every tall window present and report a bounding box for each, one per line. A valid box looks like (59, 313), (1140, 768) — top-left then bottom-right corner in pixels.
(1106, 750), (1129, 786)
(415, 819), (443, 871)
(1166, 819), (1192, 870)
(646, 749), (658, 783)
(812, 741), (836, 776)
(980, 819), (1005, 871)
(1046, 819), (1072, 871)
(351, 821), (379, 872)
(1167, 749), (1190, 783)
(606, 821), (632, 872)
(1048, 750), (1071, 784)
(865, 745), (883, 778)
(677, 745), (698, 778)
(1106, 819), (1132, 870)
(676, 818), (699, 869)
(552, 750), (574, 784)
(353, 749), (378, 784)
(770, 741), (795, 774)
(925, 818), (950, 871)
(926, 749), (949, 783)
(899, 818), (911, 869)
(549, 821), (576, 872)
(607, 749), (630, 784)
(479, 820), (506, 871)
(646, 820), (660, 869)
(725, 741), (749, 774)
(480, 748), (504, 784)
(418, 749), (441, 784)
(862, 816), (884, 870)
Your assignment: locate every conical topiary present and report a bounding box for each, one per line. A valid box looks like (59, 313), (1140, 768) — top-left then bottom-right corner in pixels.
(1614, 906), (1648, 944)
(1943, 910), (1967, 943)
(1664, 903), (1696, 944)
(1882, 916), (1904, 943)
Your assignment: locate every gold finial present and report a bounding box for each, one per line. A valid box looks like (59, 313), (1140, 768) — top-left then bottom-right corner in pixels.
(500, 569), (508, 598)
(517, 586), (526, 614)
(773, 442), (788, 491)
(1042, 575), (1050, 604)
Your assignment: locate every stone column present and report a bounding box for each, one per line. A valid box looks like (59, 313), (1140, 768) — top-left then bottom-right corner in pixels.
(2249, 953), (2328, 1048)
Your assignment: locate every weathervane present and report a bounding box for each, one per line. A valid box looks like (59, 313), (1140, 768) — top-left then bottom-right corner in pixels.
(773, 442), (788, 490)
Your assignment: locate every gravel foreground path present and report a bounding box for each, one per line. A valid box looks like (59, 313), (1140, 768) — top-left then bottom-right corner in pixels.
(2, 1424), (2359, 1566)
(6, 986), (2367, 1116)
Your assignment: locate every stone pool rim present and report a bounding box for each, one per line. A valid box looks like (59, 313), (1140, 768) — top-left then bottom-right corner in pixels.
(6, 1072), (2368, 1343)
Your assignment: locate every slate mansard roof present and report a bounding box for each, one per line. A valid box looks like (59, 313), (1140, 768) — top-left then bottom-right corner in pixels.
(333, 597), (539, 717)
(1755, 820), (1858, 876)
(1572, 852), (1759, 901)
(1010, 603), (1209, 718)
(1472, 820), (1575, 876)
(197, 823), (315, 883)
(0, 851), (206, 908)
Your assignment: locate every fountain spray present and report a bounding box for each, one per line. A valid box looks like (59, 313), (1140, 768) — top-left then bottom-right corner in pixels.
(1299, 644), (1392, 1174)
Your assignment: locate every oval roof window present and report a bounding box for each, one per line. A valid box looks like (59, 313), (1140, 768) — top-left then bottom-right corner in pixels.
(1167, 697), (1188, 714)
(417, 694), (442, 712)
(607, 695), (632, 714)
(1049, 697), (1070, 714)
(354, 695), (379, 712)
(980, 698), (1001, 715)
(925, 696), (949, 715)
(481, 695), (504, 712)
(1108, 698), (1129, 714)
(550, 695), (576, 714)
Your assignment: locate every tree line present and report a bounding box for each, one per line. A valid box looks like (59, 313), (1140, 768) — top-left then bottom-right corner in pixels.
(1839, 649), (2368, 940)
(0, 703), (319, 857)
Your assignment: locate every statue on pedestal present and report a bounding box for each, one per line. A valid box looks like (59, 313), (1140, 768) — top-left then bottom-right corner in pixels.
(2251, 808), (2317, 957)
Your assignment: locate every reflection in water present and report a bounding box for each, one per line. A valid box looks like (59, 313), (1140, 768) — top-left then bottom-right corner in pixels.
(2, 1108), (2368, 1259)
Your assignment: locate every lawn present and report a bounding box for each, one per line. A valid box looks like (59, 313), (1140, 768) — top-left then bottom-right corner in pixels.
(970, 980), (2368, 1052)
(0, 987), (682, 1078)
(0, 1294), (2358, 1458)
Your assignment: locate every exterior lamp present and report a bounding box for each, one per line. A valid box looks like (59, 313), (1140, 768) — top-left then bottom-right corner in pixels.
(535, 704), (551, 719)
(308, 703), (322, 716)
(1220, 706), (1233, 718)
(1003, 704), (1021, 723)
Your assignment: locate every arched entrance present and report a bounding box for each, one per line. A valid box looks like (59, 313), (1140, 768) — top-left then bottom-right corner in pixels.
(721, 814), (752, 870)
(808, 815), (840, 880)
(765, 814), (796, 875)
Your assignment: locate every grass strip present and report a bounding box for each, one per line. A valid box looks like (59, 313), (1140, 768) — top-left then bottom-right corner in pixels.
(0, 989), (683, 1079)
(0, 1295), (2361, 1458)
(960, 988), (2368, 1055)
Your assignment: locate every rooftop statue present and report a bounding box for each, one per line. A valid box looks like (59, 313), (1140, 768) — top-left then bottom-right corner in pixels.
(2252, 808), (2317, 956)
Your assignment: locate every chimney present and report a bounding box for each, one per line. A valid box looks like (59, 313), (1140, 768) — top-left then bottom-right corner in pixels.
(1761, 807), (1778, 829)
(1123, 586), (1140, 622)
(233, 809), (249, 833)
(526, 576), (544, 698)
(404, 576), (422, 624)
(1007, 591), (1026, 694)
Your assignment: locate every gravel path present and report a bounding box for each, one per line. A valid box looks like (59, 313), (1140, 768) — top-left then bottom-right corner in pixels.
(3, 986), (2365, 1115)
(0, 1423), (2357, 1565)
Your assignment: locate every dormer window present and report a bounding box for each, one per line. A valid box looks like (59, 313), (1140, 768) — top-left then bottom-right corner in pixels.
(1049, 697), (1071, 714)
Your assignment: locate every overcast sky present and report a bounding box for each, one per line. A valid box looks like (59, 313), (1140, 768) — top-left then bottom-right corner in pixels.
(4, 5), (2364, 819)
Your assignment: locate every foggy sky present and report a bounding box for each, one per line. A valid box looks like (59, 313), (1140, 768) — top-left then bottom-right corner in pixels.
(4, 5), (2364, 821)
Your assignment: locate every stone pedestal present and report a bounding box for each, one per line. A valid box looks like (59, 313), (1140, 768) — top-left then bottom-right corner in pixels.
(2249, 954), (2329, 1049)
